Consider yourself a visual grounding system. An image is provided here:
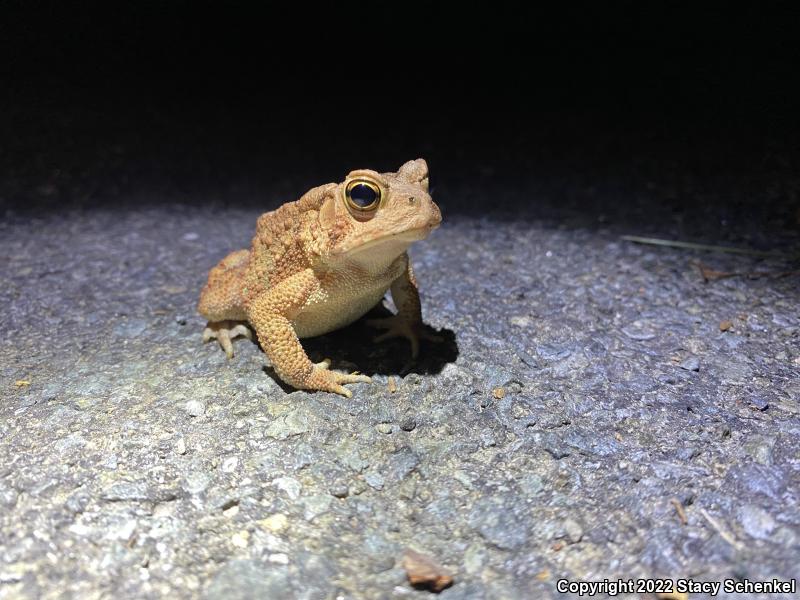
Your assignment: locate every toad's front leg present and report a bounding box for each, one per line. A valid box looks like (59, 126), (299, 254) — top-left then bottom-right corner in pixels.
(246, 269), (371, 398)
(367, 253), (441, 359)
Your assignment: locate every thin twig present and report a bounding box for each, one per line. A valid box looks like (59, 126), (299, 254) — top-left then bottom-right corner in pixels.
(699, 508), (745, 551)
(621, 235), (795, 259)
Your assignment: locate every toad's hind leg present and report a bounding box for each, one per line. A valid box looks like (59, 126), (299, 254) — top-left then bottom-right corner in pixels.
(198, 249), (252, 357)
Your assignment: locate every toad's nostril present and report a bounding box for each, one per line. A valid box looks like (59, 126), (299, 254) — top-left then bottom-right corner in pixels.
(408, 196), (416, 204)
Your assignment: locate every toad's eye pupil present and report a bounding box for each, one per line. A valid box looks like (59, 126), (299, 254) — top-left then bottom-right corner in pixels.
(349, 183), (378, 208)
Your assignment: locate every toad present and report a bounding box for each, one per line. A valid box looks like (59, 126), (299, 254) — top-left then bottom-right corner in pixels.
(198, 159), (441, 397)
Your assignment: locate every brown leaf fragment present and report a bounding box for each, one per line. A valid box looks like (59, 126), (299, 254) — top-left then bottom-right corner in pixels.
(14, 380), (31, 387)
(692, 260), (800, 282)
(692, 261), (736, 282)
(670, 498), (688, 525)
(402, 549), (453, 592)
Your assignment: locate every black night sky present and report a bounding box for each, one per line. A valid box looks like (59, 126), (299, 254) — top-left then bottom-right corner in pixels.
(2, 4), (799, 242)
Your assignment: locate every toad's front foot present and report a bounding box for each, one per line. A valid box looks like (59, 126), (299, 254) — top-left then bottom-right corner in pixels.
(367, 316), (442, 359)
(202, 320), (253, 358)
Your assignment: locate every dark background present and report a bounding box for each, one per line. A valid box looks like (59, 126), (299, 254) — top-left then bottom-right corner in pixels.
(2, 3), (799, 248)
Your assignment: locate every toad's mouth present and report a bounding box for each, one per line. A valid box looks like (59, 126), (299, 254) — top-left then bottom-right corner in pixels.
(334, 225), (438, 256)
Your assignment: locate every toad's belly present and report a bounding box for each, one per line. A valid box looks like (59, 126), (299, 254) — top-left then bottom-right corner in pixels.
(291, 281), (391, 339)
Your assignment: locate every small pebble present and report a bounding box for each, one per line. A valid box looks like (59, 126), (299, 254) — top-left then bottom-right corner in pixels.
(738, 504), (777, 539)
(174, 438), (187, 455)
(329, 483), (349, 498)
(719, 320), (733, 331)
(0, 485), (19, 509)
(365, 472), (385, 490)
(510, 315), (532, 327)
(679, 357), (700, 371)
(480, 429), (497, 448)
(510, 403), (529, 419)
(185, 399), (206, 417)
(376, 423), (393, 434)
(183, 471), (211, 494)
(400, 416), (417, 431)
(231, 531), (249, 548)
(259, 513), (288, 533)
(302, 495), (332, 521)
(268, 553), (289, 565)
(749, 397), (769, 411)
(272, 476), (302, 500)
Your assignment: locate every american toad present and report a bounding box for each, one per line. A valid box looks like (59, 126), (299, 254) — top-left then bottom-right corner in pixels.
(198, 159), (441, 396)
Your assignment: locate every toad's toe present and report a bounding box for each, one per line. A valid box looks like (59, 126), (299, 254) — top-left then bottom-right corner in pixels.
(202, 320), (253, 358)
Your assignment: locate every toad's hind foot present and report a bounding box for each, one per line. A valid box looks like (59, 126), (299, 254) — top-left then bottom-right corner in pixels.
(202, 320), (253, 358)
(313, 358), (332, 370)
(306, 367), (371, 398)
(367, 316), (443, 359)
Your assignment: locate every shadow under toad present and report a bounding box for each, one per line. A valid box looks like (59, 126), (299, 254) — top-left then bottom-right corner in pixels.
(259, 305), (458, 391)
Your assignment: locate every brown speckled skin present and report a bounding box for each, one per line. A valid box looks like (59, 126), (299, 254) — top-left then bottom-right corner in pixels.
(198, 159), (441, 397)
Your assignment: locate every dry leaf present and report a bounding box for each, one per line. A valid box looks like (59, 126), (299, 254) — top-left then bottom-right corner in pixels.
(402, 549), (453, 592)
(14, 380), (31, 387)
(693, 261), (735, 281)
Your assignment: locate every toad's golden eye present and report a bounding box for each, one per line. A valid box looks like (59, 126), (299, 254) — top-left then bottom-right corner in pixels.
(345, 180), (381, 211)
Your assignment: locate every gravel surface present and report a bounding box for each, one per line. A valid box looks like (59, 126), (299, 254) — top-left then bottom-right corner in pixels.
(1, 181), (799, 599)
